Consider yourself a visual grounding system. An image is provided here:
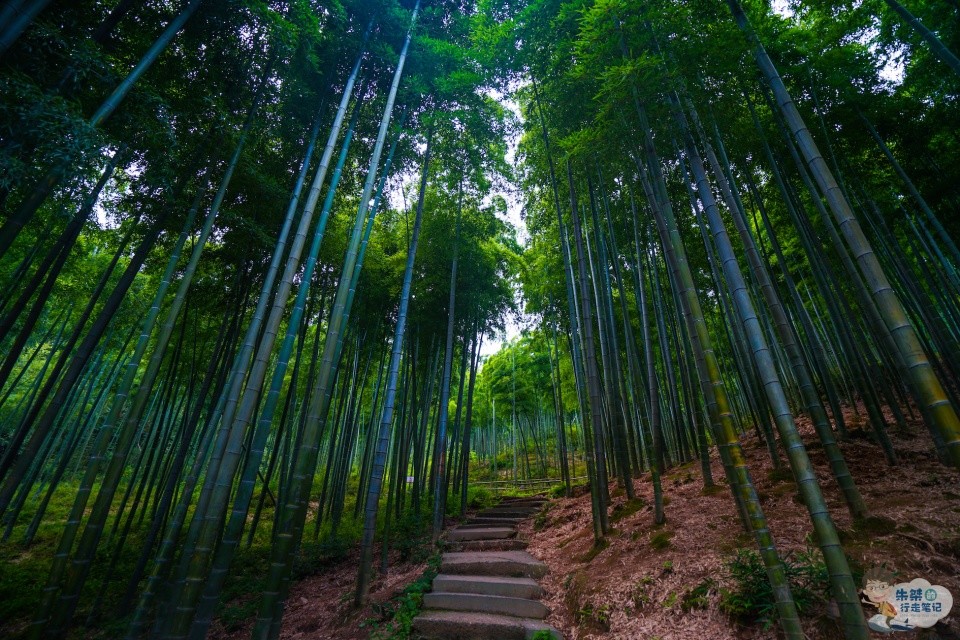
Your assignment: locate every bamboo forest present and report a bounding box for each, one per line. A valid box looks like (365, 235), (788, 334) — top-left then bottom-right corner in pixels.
(2, 0), (960, 638)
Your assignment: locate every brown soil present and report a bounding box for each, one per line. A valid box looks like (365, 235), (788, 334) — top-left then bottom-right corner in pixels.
(521, 403), (960, 640)
(210, 548), (428, 640)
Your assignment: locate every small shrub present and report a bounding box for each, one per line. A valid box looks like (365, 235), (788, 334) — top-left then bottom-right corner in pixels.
(681, 578), (716, 611)
(530, 631), (555, 640)
(631, 576), (655, 609)
(534, 504), (551, 531)
(549, 483), (567, 498)
(392, 511), (432, 563)
(566, 569), (612, 631)
(466, 485), (497, 510)
(576, 601), (611, 630)
(719, 548), (830, 628)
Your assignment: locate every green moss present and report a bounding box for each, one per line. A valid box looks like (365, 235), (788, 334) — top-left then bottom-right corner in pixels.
(649, 530), (673, 551)
(610, 498), (646, 523)
(577, 537), (610, 563)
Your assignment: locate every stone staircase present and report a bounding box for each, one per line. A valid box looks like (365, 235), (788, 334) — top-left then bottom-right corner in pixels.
(412, 497), (562, 640)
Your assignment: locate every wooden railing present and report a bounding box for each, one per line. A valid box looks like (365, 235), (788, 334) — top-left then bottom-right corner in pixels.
(470, 476), (589, 493)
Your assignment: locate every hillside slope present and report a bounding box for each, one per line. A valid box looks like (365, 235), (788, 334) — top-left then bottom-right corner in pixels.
(522, 405), (960, 640)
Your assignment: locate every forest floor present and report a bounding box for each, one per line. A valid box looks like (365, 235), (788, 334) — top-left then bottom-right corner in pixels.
(209, 546), (432, 640)
(212, 402), (960, 640)
(522, 402), (960, 640)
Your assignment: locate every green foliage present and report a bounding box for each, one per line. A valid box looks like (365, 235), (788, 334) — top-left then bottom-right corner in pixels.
(392, 511), (434, 564)
(630, 575), (656, 609)
(465, 485), (497, 510)
(365, 553), (442, 640)
(681, 578), (717, 612)
(294, 531), (354, 578)
(719, 548), (830, 628)
(576, 601), (612, 630)
(533, 503), (551, 530)
(444, 483), (497, 515)
(3, 0), (960, 636)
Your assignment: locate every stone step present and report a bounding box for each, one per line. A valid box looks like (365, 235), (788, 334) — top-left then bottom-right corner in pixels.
(486, 503), (543, 511)
(441, 551), (548, 579)
(423, 592), (549, 619)
(444, 538), (528, 552)
(432, 573), (543, 599)
(466, 516), (525, 526)
(412, 610), (561, 640)
(448, 527), (516, 542)
(498, 499), (548, 507)
(456, 522), (518, 529)
(477, 509), (538, 518)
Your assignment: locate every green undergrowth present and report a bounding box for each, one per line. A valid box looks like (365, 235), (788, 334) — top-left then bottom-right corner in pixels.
(681, 578), (717, 611)
(444, 484), (498, 515)
(0, 477), (434, 637)
(390, 509), (435, 564)
(534, 502), (552, 530)
(364, 552), (442, 640)
(565, 569), (612, 631)
(219, 522), (360, 631)
(719, 548), (830, 629)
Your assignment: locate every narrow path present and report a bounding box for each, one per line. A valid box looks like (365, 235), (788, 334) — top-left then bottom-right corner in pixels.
(412, 496), (562, 639)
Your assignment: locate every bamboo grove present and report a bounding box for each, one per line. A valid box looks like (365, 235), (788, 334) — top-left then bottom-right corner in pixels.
(0, 0), (521, 636)
(0, 0), (959, 639)
(499, 0), (960, 638)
